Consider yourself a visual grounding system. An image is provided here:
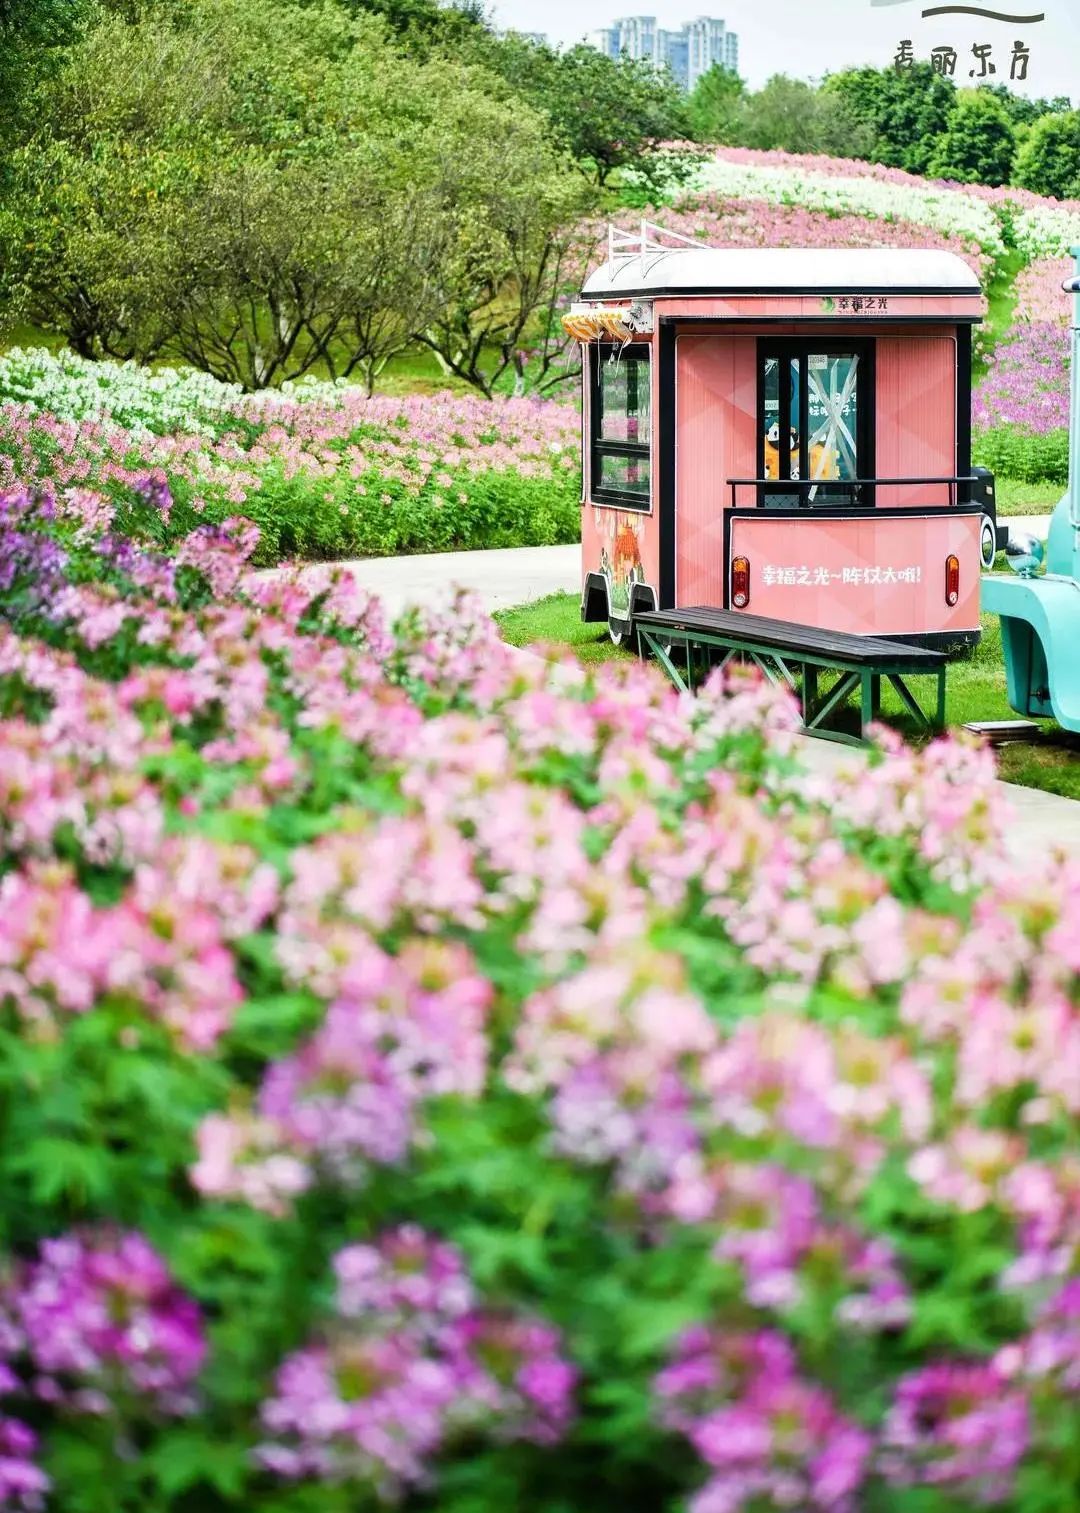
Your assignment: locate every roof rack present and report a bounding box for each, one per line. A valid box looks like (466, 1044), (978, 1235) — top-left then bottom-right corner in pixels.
(607, 219), (703, 279)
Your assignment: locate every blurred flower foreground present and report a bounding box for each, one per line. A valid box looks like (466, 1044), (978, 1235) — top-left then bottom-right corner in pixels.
(0, 478), (1079, 1513)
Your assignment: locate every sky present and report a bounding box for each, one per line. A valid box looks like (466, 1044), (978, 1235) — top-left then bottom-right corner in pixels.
(489, 0), (1078, 104)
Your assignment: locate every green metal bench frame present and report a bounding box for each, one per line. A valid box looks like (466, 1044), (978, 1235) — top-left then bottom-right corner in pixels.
(635, 610), (947, 745)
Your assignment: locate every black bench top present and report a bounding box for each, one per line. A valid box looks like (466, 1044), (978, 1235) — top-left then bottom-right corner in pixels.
(634, 607), (947, 669)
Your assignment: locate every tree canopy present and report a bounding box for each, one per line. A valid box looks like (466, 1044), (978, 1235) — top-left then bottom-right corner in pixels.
(686, 64), (746, 145)
(0, 0), (590, 391)
(460, 36), (699, 195)
(927, 88), (1017, 187)
(821, 65), (957, 175)
(737, 74), (875, 157)
(1013, 110), (1080, 200)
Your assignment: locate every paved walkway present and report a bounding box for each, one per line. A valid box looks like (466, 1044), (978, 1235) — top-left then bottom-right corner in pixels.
(1005, 512), (1053, 540)
(311, 544), (579, 619)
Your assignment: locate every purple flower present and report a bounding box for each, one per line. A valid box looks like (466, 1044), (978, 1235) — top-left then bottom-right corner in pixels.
(0, 1416), (49, 1511)
(333, 1228), (474, 1328)
(132, 473), (172, 521)
(879, 1361), (1029, 1503)
(655, 1326), (871, 1512)
(9, 1230), (206, 1416)
(259, 1229), (577, 1493)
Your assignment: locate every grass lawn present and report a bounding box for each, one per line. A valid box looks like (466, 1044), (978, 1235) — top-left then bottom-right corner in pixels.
(995, 477), (1061, 517)
(497, 592), (626, 667)
(496, 592), (1080, 801)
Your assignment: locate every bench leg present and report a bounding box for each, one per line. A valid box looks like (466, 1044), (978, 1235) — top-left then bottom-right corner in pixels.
(806, 670), (861, 734)
(641, 630), (688, 695)
(935, 669), (946, 732)
(886, 673), (935, 734)
(801, 665), (818, 726)
(860, 672), (875, 739)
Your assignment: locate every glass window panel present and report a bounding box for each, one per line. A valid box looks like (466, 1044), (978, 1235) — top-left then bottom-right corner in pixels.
(599, 353), (650, 443)
(595, 451), (650, 499)
(789, 358), (802, 480)
(806, 353), (859, 482)
(762, 356), (779, 478)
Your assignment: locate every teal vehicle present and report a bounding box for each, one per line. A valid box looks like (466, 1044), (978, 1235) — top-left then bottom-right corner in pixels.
(981, 249), (1080, 731)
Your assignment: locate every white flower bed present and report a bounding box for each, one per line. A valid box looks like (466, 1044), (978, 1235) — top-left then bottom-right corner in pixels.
(687, 158), (1007, 261)
(0, 348), (246, 436)
(1013, 205), (1080, 261)
(0, 347), (358, 437)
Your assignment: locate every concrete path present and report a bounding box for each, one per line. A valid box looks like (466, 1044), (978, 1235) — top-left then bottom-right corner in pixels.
(1005, 513), (1053, 540)
(307, 544), (579, 620)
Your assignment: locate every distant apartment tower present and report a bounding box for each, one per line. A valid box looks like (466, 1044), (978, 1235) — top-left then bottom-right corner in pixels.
(588, 15), (738, 90)
(498, 26), (548, 43)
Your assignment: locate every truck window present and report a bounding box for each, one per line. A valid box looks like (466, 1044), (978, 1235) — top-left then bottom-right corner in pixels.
(592, 345), (651, 508)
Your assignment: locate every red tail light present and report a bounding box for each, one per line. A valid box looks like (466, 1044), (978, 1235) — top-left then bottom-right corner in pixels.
(945, 554), (960, 607)
(731, 556), (750, 609)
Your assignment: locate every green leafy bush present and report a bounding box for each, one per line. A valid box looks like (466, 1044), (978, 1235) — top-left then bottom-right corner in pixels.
(973, 424), (1069, 485)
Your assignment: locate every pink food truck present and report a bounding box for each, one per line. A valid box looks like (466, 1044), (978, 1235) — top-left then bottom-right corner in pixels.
(567, 225), (1003, 649)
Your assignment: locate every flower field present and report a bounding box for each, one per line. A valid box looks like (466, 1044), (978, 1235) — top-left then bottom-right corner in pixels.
(685, 149), (1009, 264)
(0, 349), (580, 564)
(687, 146), (1080, 265)
(970, 255), (1073, 483)
(0, 477), (1079, 1512)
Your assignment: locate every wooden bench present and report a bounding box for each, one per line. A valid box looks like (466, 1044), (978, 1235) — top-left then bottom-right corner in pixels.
(634, 606), (947, 744)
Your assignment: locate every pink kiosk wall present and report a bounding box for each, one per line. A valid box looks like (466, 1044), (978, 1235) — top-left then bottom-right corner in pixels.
(578, 250), (987, 647)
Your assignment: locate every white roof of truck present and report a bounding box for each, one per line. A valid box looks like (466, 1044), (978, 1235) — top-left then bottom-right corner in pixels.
(581, 246), (981, 298)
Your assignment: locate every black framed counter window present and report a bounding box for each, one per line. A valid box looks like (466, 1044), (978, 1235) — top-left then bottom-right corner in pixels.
(591, 344), (651, 508)
(758, 339), (874, 507)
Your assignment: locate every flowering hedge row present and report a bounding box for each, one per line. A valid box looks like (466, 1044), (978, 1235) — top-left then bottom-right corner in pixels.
(687, 147), (1080, 265)
(1, 476), (1080, 1510)
(683, 151), (1008, 263)
(0, 351), (580, 563)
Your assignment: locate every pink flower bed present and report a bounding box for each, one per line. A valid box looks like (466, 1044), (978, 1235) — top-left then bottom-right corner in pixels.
(1013, 257), (1073, 326)
(1, 478), (1079, 1510)
(637, 198), (993, 284)
(710, 146), (1080, 215)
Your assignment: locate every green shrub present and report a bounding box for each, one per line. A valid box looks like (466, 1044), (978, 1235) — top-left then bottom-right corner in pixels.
(973, 425), (1069, 485)
(192, 467), (580, 565)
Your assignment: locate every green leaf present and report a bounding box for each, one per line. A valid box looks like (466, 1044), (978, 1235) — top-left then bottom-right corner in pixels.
(148, 1430), (251, 1498)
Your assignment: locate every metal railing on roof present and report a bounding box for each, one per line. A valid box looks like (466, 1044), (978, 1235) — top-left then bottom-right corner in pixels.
(607, 220), (703, 280)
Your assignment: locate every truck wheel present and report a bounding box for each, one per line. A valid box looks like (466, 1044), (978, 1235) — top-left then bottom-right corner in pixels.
(980, 515), (997, 569)
(609, 616), (632, 647)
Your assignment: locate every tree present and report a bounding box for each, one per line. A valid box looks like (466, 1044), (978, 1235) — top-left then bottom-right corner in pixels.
(686, 63), (745, 144)
(822, 64), (955, 174)
(1013, 110), (1080, 200)
(471, 38), (699, 196)
(927, 88), (1016, 186)
(982, 83), (1072, 127)
(2, 0), (584, 392)
(411, 85), (591, 397)
(0, 0), (95, 224)
(736, 75), (874, 158)
(324, 0), (486, 49)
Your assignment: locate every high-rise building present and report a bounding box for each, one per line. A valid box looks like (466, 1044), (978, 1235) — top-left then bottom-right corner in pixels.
(499, 26), (549, 43)
(589, 14), (739, 90)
